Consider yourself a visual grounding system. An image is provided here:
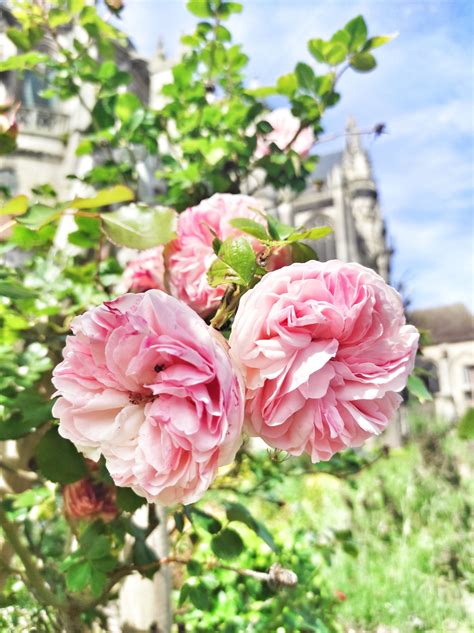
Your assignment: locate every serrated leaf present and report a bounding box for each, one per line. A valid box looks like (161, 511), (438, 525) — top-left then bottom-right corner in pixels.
(214, 237), (257, 286)
(407, 374), (433, 404)
(286, 226), (333, 242)
(350, 52), (376, 72)
(36, 427), (88, 484)
(102, 204), (176, 249)
(69, 185), (134, 210)
(211, 528), (244, 560)
(116, 487), (146, 513)
(0, 195), (29, 216)
(66, 560), (91, 592)
(229, 217), (269, 241)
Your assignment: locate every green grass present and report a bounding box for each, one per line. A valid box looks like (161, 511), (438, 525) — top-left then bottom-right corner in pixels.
(262, 413), (474, 632)
(326, 424), (473, 631)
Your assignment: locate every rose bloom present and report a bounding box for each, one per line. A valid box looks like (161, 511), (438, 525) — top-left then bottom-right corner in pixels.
(229, 261), (419, 461)
(255, 108), (315, 159)
(52, 290), (244, 505)
(63, 477), (117, 523)
(122, 247), (165, 293)
(166, 193), (292, 318)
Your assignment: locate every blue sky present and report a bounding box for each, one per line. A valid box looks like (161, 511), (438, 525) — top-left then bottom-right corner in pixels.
(120, 0), (473, 311)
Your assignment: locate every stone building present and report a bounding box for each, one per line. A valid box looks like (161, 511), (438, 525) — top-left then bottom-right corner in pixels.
(411, 304), (474, 420)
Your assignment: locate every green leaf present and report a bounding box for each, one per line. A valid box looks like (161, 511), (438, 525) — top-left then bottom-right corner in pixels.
(229, 218), (270, 241)
(211, 528), (244, 560)
(344, 15), (368, 51)
(363, 33), (397, 51)
(16, 204), (60, 230)
(286, 226), (333, 242)
(6, 28), (32, 52)
(350, 52), (377, 72)
(217, 2), (243, 18)
(226, 502), (277, 551)
(187, 507), (221, 534)
(187, 1), (212, 18)
(290, 241), (318, 263)
(407, 374), (433, 404)
(308, 38), (326, 63)
(187, 582), (212, 610)
(35, 427), (88, 484)
(132, 539), (159, 578)
(295, 62), (316, 92)
(86, 535), (111, 561)
(324, 42), (347, 66)
(266, 215), (295, 241)
(0, 280), (36, 299)
(69, 185), (135, 210)
(0, 52), (48, 72)
(116, 487), (146, 513)
(66, 560), (91, 593)
(0, 391), (52, 440)
(276, 72), (298, 96)
(90, 568), (107, 598)
(115, 92), (142, 123)
(102, 204), (177, 249)
(458, 407), (474, 440)
(209, 237), (256, 287)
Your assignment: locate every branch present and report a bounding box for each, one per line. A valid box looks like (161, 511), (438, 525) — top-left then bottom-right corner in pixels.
(0, 505), (61, 607)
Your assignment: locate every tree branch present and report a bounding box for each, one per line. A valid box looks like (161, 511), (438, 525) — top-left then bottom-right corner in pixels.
(0, 505), (62, 608)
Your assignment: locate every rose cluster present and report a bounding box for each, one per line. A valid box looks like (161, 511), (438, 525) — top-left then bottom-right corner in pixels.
(53, 190), (419, 507)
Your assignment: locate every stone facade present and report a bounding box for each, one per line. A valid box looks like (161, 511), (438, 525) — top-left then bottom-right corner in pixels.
(411, 304), (474, 419)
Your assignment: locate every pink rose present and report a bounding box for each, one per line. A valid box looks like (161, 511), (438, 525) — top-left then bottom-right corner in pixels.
(52, 290), (244, 505)
(255, 108), (315, 159)
(229, 261), (419, 461)
(166, 193), (292, 318)
(122, 247), (165, 293)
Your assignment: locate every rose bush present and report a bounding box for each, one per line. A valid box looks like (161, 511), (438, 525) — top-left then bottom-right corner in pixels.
(52, 290), (245, 505)
(0, 2), (411, 630)
(230, 261), (419, 460)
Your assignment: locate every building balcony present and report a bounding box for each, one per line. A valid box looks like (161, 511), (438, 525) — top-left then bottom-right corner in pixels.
(16, 107), (69, 138)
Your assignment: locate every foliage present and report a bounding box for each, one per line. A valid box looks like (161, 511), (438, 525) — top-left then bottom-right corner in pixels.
(0, 0), (399, 630)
